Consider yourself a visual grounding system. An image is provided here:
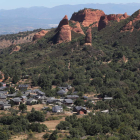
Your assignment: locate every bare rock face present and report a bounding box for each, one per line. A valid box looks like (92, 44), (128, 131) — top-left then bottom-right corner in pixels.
(54, 9), (131, 44)
(85, 28), (92, 46)
(33, 30), (49, 40)
(10, 46), (21, 54)
(121, 10), (140, 32)
(56, 15), (69, 32)
(13, 46), (21, 51)
(70, 20), (85, 35)
(91, 22), (99, 28)
(70, 9), (129, 31)
(107, 13), (129, 22)
(121, 21), (134, 32)
(98, 16), (109, 31)
(98, 13), (129, 31)
(57, 25), (71, 44)
(56, 15), (71, 43)
(70, 9), (105, 27)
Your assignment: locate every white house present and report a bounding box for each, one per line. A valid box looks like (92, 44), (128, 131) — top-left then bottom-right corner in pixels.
(52, 105), (63, 113)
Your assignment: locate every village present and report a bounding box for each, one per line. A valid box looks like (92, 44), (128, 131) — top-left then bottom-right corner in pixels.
(0, 82), (113, 115)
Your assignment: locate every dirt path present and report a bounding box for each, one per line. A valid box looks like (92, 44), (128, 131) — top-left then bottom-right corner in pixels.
(68, 61), (70, 69)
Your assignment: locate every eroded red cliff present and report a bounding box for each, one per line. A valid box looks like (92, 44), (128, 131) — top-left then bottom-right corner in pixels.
(70, 9), (129, 31)
(33, 30), (49, 40)
(85, 28), (92, 45)
(70, 9), (105, 27)
(56, 15), (71, 43)
(70, 20), (85, 35)
(56, 15), (69, 32)
(54, 9), (131, 44)
(98, 13), (129, 31)
(107, 13), (129, 22)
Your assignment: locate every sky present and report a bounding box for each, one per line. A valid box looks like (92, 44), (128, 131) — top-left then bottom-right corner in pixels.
(1, 0), (140, 10)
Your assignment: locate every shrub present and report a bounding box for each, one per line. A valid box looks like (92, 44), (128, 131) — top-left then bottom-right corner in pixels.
(43, 133), (50, 139)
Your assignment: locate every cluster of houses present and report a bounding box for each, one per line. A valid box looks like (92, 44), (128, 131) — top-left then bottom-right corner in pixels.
(45, 94), (88, 115)
(0, 83), (113, 115)
(52, 105), (87, 115)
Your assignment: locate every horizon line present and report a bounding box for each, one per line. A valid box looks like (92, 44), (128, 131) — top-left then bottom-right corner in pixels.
(0, 2), (140, 11)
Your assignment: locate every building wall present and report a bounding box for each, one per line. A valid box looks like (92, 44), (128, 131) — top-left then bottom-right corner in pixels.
(0, 99), (6, 102)
(77, 109), (87, 115)
(79, 110), (85, 115)
(2, 106), (11, 110)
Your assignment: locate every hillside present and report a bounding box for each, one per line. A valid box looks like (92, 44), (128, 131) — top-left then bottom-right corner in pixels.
(0, 29), (44, 49)
(0, 9), (140, 96)
(1, 8), (140, 139)
(1, 8), (140, 94)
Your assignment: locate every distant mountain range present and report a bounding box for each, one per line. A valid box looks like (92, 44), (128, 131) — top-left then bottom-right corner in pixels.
(1, 3), (140, 35)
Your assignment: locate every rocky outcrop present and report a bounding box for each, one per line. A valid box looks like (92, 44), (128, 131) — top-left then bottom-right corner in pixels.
(0, 32), (36, 49)
(98, 13), (129, 31)
(85, 28), (92, 46)
(13, 46), (21, 52)
(70, 9), (129, 31)
(121, 10), (140, 32)
(56, 15), (69, 32)
(56, 15), (71, 43)
(33, 30), (49, 40)
(107, 13), (129, 22)
(98, 16), (109, 31)
(56, 25), (71, 44)
(10, 46), (21, 54)
(54, 9), (131, 44)
(70, 20), (85, 35)
(70, 9), (105, 27)
(121, 21), (134, 32)
(91, 22), (99, 28)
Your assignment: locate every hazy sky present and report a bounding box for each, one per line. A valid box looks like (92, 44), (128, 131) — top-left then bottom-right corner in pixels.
(1, 0), (140, 10)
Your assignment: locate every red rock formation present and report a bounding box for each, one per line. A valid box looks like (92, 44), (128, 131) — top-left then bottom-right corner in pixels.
(70, 9), (105, 27)
(70, 20), (85, 35)
(57, 25), (71, 44)
(56, 15), (71, 43)
(91, 22), (99, 28)
(85, 28), (92, 46)
(121, 10), (140, 32)
(121, 21), (134, 32)
(70, 8), (129, 31)
(98, 13), (129, 31)
(107, 13), (129, 22)
(33, 30), (49, 40)
(56, 15), (69, 32)
(98, 16), (109, 31)
(54, 9), (130, 44)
